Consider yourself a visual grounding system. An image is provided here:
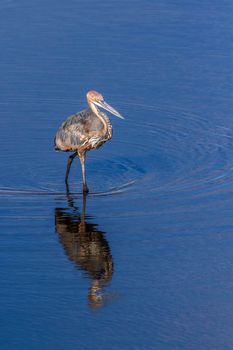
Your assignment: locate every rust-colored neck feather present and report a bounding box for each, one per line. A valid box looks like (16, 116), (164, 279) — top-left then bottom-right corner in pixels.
(88, 101), (108, 134)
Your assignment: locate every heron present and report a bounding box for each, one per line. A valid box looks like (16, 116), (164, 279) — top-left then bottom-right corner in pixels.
(54, 90), (124, 193)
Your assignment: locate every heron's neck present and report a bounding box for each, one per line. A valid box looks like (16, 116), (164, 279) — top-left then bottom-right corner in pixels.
(89, 102), (108, 134)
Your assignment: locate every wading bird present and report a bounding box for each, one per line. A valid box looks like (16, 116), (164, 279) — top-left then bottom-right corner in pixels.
(54, 91), (124, 193)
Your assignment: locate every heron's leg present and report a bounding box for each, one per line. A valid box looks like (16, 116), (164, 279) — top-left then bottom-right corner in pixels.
(65, 152), (77, 183)
(79, 152), (89, 193)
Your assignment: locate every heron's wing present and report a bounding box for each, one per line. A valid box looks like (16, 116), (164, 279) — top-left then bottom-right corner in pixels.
(54, 109), (102, 151)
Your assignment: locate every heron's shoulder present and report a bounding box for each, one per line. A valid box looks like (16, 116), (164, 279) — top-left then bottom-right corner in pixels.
(62, 109), (91, 125)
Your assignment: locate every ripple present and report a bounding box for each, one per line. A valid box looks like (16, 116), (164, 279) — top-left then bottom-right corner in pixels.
(0, 180), (136, 197)
(1, 102), (233, 198)
(115, 102), (233, 197)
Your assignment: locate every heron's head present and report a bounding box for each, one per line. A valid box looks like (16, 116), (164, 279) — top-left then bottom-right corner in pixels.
(86, 90), (124, 119)
(87, 90), (104, 103)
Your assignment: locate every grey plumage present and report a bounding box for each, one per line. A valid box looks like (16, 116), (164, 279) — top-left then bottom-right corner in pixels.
(54, 108), (112, 152)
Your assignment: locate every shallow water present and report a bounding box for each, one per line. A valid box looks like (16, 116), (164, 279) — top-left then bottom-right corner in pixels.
(1, 0), (233, 349)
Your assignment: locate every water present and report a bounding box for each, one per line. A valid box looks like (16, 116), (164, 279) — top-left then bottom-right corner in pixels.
(1, 0), (233, 349)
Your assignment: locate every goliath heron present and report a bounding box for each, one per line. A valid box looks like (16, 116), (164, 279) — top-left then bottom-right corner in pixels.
(54, 90), (124, 193)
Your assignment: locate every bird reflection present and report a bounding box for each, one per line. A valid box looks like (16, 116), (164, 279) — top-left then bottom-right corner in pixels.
(55, 192), (113, 309)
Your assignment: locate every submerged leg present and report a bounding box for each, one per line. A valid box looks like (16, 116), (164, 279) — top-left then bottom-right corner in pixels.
(79, 152), (89, 193)
(65, 152), (77, 183)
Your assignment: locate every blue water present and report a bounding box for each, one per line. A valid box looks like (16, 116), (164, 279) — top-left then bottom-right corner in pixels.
(1, 0), (233, 349)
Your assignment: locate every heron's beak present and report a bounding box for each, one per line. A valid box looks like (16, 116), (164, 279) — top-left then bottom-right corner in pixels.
(94, 100), (124, 119)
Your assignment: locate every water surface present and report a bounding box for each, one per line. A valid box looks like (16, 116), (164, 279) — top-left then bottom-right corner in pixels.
(1, 0), (233, 349)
